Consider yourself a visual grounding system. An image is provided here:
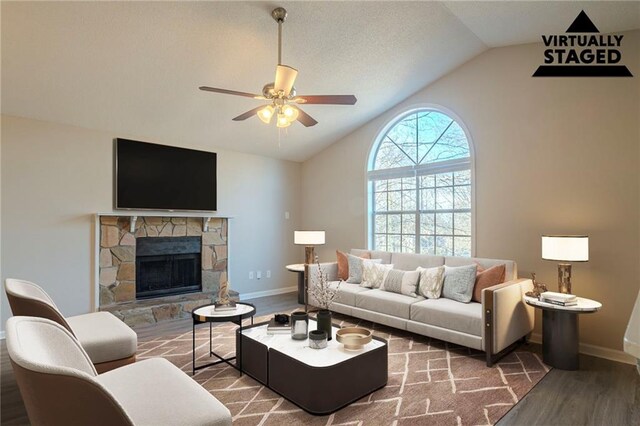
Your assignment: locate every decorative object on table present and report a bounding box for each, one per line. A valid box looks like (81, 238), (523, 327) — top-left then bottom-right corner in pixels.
(308, 330), (328, 349)
(267, 314), (291, 335)
(540, 291), (578, 306)
(309, 256), (340, 340)
(294, 230), (326, 312)
(525, 272), (549, 298)
(214, 280), (236, 311)
(290, 311), (309, 340)
(336, 327), (373, 350)
(542, 235), (589, 294)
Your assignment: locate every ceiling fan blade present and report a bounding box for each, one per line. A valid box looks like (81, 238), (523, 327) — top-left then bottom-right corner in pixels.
(232, 105), (265, 121)
(199, 86), (262, 99)
(293, 95), (357, 105)
(274, 65), (298, 97)
(296, 107), (318, 127)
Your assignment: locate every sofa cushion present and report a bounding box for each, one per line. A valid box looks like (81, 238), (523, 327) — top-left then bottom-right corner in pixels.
(390, 253), (444, 271)
(361, 262), (394, 289)
(329, 281), (370, 306)
(472, 264), (506, 302)
(355, 289), (424, 319)
(380, 269), (420, 297)
(338, 250), (370, 281)
(67, 312), (137, 364)
(442, 264), (477, 303)
(445, 256), (517, 282)
(416, 266), (445, 299)
(410, 298), (483, 336)
(351, 249), (393, 264)
(347, 255), (380, 284)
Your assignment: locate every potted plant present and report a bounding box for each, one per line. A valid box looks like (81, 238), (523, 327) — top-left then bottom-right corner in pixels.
(308, 256), (340, 340)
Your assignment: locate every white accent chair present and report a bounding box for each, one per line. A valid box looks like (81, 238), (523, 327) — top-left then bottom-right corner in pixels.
(6, 316), (232, 426)
(5, 278), (137, 372)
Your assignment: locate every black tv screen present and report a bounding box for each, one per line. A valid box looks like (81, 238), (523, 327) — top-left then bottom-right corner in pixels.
(116, 138), (217, 211)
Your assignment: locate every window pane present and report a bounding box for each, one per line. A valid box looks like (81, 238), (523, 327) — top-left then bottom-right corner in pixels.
(387, 115), (418, 164)
(453, 212), (471, 236)
(374, 139), (414, 169)
(435, 187), (454, 210)
(375, 192), (387, 212)
(402, 190), (416, 210)
(388, 235), (401, 252)
(454, 170), (470, 185)
(425, 122), (470, 163)
(375, 180), (388, 192)
(388, 191), (401, 211)
(435, 236), (453, 255)
(454, 237), (471, 257)
(402, 177), (417, 190)
(454, 185), (471, 209)
(375, 234), (387, 251)
(388, 178), (402, 191)
(420, 175), (435, 188)
(436, 173), (454, 187)
(420, 188), (435, 210)
(435, 213), (453, 235)
(402, 214), (415, 234)
(420, 236), (435, 254)
(375, 215), (386, 233)
(420, 213), (435, 235)
(388, 214), (401, 234)
(402, 235), (416, 253)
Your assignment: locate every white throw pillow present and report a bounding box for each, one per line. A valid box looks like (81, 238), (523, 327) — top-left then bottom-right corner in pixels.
(346, 255), (382, 284)
(380, 269), (420, 298)
(361, 262), (394, 289)
(416, 266), (445, 299)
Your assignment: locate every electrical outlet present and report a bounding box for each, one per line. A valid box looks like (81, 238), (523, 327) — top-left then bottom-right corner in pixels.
(266, 270), (271, 278)
(285, 211), (290, 220)
(249, 271), (254, 280)
(257, 270), (262, 280)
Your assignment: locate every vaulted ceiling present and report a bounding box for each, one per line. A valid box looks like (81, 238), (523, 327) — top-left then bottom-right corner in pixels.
(2, 1), (639, 162)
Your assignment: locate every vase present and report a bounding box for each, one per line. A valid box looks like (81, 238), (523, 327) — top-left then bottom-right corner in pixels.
(316, 309), (333, 341)
(291, 311), (309, 340)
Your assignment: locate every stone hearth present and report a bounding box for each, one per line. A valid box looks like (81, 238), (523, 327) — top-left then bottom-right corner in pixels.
(98, 215), (236, 327)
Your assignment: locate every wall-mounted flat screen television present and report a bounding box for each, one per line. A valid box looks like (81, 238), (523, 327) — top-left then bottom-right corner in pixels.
(115, 138), (217, 211)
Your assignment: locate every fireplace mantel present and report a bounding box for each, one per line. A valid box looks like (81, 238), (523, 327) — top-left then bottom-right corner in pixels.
(95, 212), (234, 232)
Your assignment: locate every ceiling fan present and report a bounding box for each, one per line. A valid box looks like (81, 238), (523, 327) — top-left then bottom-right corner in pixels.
(199, 7), (357, 128)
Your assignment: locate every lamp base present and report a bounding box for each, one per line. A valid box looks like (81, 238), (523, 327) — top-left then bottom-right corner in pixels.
(304, 246), (315, 265)
(557, 263), (572, 294)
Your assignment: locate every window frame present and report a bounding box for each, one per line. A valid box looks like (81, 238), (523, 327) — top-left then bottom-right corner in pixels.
(365, 105), (476, 256)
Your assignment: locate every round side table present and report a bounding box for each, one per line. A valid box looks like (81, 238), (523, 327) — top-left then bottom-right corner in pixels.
(286, 263), (305, 305)
(524, 295), (601, 370)
(191, 302), (256, 375)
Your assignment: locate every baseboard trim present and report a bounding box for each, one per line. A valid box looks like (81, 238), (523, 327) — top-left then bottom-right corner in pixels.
(529, 333), (636, 365)
(240, 286), (297, 301)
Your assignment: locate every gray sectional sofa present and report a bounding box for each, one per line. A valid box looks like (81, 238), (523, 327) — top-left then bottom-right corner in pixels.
(308, 249), (534, 366)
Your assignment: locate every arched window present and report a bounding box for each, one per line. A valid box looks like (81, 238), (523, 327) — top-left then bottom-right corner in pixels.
(367, 108), (473, 256)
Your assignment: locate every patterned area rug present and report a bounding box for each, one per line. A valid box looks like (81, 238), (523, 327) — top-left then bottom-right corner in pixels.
(137, 312), (549, 425)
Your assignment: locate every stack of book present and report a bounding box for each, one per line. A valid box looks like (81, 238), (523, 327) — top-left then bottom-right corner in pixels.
(267, 316), (291, 335)
(540, 291), (578, 307)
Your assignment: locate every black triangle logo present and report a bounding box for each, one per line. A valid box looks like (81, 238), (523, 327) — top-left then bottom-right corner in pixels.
(566, 10), (600, 33)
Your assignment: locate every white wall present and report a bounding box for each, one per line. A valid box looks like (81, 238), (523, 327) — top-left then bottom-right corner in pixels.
(1, 115), (302, 329)
(301, 31), (640, 353)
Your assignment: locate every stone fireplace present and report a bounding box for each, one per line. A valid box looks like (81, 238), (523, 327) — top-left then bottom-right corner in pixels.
(98, 215), (235, 327)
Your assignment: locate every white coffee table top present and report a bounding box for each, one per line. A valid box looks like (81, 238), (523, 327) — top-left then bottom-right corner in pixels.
(193, 303), (255, 318)
(241, 320), (386, 368)
(524, 295), (602, 312)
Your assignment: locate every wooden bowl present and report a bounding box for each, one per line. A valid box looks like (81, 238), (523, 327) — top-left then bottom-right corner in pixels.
(336, 327), (372, 350)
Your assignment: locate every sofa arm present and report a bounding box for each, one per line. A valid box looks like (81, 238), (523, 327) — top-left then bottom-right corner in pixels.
(482, 278), (534, 363)
(307, 262), (339, 288)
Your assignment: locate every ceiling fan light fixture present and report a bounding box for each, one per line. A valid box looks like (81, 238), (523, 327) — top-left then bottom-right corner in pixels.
(282, 104), (299, 121)
(276, 113), (292, 128)
(257, 105), (275, 123)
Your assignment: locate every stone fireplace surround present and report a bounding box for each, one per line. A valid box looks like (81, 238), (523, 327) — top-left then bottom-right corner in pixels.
(97, 214), (236, 327)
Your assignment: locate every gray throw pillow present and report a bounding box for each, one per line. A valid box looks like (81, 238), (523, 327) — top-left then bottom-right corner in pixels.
(346, 254), (381, 283)
(442, 264), (477, 303)
(379, 269), (420, 297)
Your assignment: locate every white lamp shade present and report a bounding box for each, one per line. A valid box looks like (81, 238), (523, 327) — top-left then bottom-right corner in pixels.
(542, 235), (589, 262)
(294, 231), (325, 245)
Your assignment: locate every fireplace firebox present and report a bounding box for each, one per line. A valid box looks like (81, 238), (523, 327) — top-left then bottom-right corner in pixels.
(135, 236), (202, 299)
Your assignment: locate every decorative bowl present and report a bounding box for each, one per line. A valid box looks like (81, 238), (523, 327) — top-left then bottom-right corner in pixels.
(336, 327), (372, 350)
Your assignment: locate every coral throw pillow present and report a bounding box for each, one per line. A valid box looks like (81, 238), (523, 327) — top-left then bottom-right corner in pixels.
(472, 264), (506, 302)
(336, 250), (370, 281)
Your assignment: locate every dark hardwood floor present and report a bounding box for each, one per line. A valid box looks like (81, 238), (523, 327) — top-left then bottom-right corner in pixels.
(2, 291), (638, 425)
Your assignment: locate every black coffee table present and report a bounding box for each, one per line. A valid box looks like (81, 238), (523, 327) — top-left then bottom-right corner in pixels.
(191, 302), (255, 375)
(238, 318), (388, 415)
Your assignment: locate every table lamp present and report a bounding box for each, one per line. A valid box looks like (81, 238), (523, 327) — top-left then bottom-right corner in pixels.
(541, 235), (589, 294)
(294, 231), (326, 264)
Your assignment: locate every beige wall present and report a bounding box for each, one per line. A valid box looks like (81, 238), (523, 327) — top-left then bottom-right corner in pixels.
(302, 30), (640, 353)
(1, 115), (302, 329)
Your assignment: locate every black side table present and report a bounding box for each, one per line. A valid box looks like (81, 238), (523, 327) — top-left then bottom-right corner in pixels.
(524, 296), (601, 370)
(191, 302), (256, 375)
